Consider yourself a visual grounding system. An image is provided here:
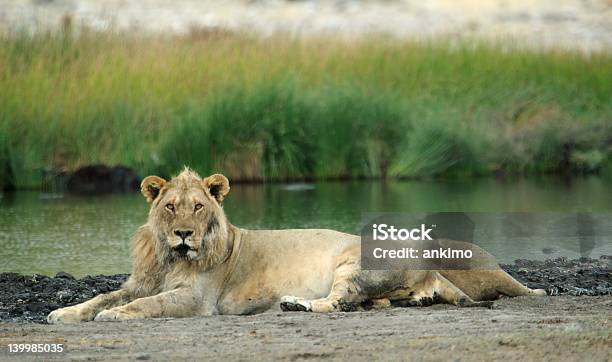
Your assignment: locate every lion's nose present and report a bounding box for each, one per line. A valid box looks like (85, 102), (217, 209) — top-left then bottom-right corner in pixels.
(174, 229), (193, 241)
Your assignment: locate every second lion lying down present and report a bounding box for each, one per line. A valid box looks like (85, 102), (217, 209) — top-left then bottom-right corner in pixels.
(47, 168), (545, 323)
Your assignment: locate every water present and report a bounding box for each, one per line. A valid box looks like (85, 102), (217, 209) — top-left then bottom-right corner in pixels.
(1, 176), (611, 277)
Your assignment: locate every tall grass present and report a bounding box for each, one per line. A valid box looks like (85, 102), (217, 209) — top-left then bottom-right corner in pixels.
(0, 31), (611, 189)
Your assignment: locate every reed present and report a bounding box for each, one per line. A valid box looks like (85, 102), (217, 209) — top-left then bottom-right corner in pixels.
(0, 31), (610, 189)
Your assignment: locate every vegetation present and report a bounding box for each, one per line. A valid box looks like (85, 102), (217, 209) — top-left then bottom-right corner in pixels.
(0, 30), (611, 189)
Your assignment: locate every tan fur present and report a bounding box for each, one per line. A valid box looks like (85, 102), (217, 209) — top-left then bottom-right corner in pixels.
(47, 169), (545, 324)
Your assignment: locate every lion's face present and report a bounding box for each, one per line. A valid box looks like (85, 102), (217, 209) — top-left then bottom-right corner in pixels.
(140, 169), (231, 265)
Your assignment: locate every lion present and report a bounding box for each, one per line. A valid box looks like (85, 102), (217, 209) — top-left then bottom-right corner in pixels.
(47, 168), (545, 323)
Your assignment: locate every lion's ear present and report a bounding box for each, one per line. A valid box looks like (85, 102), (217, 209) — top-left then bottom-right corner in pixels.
(140, 176), (167, 204)
(203, 174), (230, 203)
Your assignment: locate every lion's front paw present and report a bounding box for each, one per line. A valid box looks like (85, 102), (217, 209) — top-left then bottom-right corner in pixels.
(94, 308), (136, 322)
(47, 307), (89, 324)
(280, 296), (312, 312)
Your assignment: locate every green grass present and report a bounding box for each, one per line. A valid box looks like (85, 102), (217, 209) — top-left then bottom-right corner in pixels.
(0, 31), (611, 189)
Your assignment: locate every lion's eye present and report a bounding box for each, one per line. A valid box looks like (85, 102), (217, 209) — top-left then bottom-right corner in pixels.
(165, 203), (175, 212)
(194, 204), (203, 211)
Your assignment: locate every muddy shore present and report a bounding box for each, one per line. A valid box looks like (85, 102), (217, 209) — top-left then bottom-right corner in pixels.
(0, 257), (610, 360)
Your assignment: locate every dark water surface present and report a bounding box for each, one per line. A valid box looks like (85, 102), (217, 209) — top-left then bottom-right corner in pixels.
(1, 176), (611, 276)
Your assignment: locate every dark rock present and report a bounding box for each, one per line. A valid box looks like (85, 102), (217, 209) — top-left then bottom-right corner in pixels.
(55, 271), (75, 280)
(26, 302), (47, 313)
(0, 273), (128, 323)
(501, 256), (611, 296)
(66, 165), (140, 195)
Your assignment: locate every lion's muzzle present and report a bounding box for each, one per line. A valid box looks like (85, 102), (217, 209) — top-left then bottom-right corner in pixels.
(174, 243), (192, 256)
(174, 229), (193, 240)
(170, 229), (199, 257)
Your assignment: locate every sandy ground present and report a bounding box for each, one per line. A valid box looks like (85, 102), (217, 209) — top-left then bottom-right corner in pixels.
(1, 0), (611, 51)
(0, 295), (610, 361)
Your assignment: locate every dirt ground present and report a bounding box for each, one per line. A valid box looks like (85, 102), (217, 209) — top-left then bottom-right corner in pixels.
(0, 295), (610, 361)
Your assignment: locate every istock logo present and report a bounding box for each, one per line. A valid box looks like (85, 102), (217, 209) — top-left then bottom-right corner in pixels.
(372, 223), (434, 241)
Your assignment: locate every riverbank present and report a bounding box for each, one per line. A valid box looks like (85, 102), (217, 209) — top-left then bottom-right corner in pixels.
(1, 34), (611, 190)
(0, 257), (609, 360)
(0, 256), (609, 324)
